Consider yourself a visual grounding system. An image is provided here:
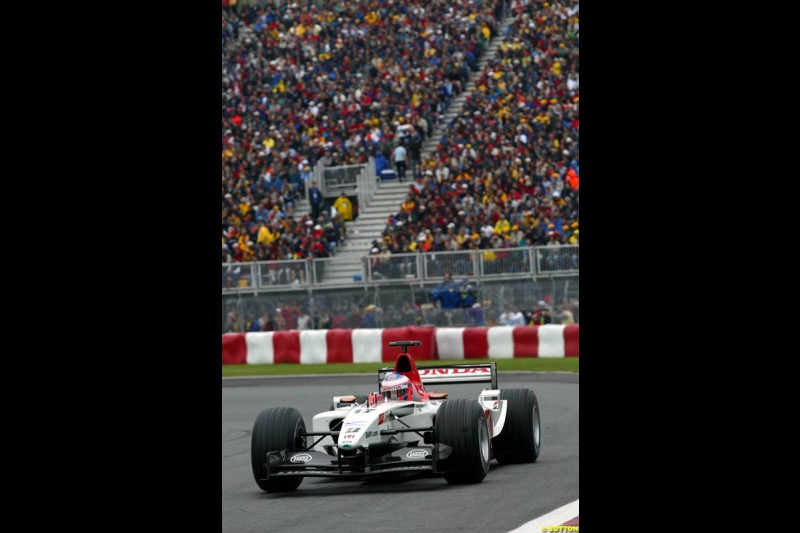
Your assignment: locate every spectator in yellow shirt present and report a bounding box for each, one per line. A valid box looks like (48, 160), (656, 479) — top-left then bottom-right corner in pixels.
(494, 217), (510, 234)
(333, 192), (354, 221)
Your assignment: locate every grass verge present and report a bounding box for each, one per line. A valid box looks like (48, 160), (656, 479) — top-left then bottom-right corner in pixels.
(222, 357), (578, 377)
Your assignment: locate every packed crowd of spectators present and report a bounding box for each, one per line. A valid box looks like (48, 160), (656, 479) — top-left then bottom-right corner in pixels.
(223, 291), (578, 332)
(222, 0), (508, 263)
(374, 0), (579, 264)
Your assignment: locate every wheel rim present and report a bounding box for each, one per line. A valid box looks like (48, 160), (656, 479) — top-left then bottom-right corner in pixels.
(479, 417), (490, 465)
(532, 404), (540, 448)
(295, 421), (307, 450)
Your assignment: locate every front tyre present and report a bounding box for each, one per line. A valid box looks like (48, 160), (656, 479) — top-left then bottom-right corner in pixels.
(492, 388), (541, 464)
(251, 407), (306, 492)
(435, 398), (491, 484)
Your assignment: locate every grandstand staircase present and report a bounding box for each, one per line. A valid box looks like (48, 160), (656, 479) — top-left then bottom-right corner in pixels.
(317, 15), (517, 286)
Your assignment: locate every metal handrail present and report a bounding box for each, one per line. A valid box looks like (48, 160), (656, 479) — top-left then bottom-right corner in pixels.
(222, 245), (578, 293)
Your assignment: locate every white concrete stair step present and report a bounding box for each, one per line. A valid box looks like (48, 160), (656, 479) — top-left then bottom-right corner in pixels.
(341, 240), (382, 248)
(331, 254), (369, 262)
(368, 189), (410, 197)
(323, 264), (364, 271)
(322, 268), (365, 277)
(359, 203), (404, 212)
(365, 198), (406, 205)
(346, 232), (382, 238)
(340, 243), (381, 252)
(366, 194), (409, 202)
(342, 236), (381, 243)
(373, 185), (413, 192)
(354, 208), (396, 216)
(325, 268), (366, 276)
(369, 189), (409, 196)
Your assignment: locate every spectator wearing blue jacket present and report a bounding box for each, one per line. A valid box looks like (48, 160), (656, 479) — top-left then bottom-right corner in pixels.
(431, 273), (460, 309)
(361, 304), (378, 328)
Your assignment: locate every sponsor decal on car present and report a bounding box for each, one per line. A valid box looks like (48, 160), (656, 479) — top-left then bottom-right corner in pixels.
(378, 413), (385, 425)
(289, 454), (312, 463)
(365, 430), (379, 438)
(342, 427), (361, 433)
(419, 368), (491, 375)
(406, 449), (428, 458)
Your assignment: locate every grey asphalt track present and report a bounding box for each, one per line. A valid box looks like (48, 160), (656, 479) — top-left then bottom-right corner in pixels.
(222, 372), (578, 533)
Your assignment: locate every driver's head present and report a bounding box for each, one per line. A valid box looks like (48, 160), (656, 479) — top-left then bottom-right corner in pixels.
(381, 372), (411, 401)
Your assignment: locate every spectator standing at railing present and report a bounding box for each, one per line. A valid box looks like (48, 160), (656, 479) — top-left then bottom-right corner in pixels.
(555, 304), (574, 325)
(224, 311), (241, 333)
(400, 303), (417, 325)
(431, 273), (462, 325)
(316, 311), (332, 330)
(250, 312), (268, 332)
(297, 310), (312, 330)
(261, 312), (274, 332)
(309, 181), (323, 220)
(333, 192), (353, 222)
(346, 305), (362, 329)
(458, 280), (477, 308)
(393, 141), (408, 183)
(467, 303), (486, 326)
(362, 304), (378, 329)
(408, 132), (422, 180)
(530, 300), (553, 325)
(274, 311), (286, 331)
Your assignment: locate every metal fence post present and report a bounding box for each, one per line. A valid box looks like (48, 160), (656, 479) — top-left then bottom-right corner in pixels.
(529, 247), (537, 281)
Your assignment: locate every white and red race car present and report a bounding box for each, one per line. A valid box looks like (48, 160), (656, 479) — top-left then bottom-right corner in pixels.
(251, 340), (541, 492)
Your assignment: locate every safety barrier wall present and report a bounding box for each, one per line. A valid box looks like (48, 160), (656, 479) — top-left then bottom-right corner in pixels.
(221, 325), (579, 364)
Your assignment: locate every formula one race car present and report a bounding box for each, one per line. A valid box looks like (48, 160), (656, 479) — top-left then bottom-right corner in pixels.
(251, 341), (541, 492)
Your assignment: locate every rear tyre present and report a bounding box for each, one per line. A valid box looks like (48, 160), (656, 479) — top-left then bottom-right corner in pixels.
(435, 398), (490, 484)
(251, 407), (306, 492)
(492, 388), (541, 464)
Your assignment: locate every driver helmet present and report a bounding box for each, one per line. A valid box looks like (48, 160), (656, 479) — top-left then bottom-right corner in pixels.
(381, 372), (411, 401)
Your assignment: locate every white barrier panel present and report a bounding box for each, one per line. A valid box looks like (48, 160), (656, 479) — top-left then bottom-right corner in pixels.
(435, 328), (466, 360)
(537, 325), (566, 358)
(487, 327), (515, 359)
(246, 332), (275, 365)
(300, 330), (328, 364)
(352, 329), (383, 363)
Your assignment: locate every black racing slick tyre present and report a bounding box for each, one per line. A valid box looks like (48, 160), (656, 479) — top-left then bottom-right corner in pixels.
(251, 407), (306, 492)
(435, 398), (491, 484)
(492, 388), (541, 464)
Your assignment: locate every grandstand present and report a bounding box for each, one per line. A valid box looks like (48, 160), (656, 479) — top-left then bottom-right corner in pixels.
(222, 0), (578, 332)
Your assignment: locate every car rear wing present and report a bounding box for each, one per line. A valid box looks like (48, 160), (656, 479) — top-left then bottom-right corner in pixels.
(378, 363), (498, 390)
